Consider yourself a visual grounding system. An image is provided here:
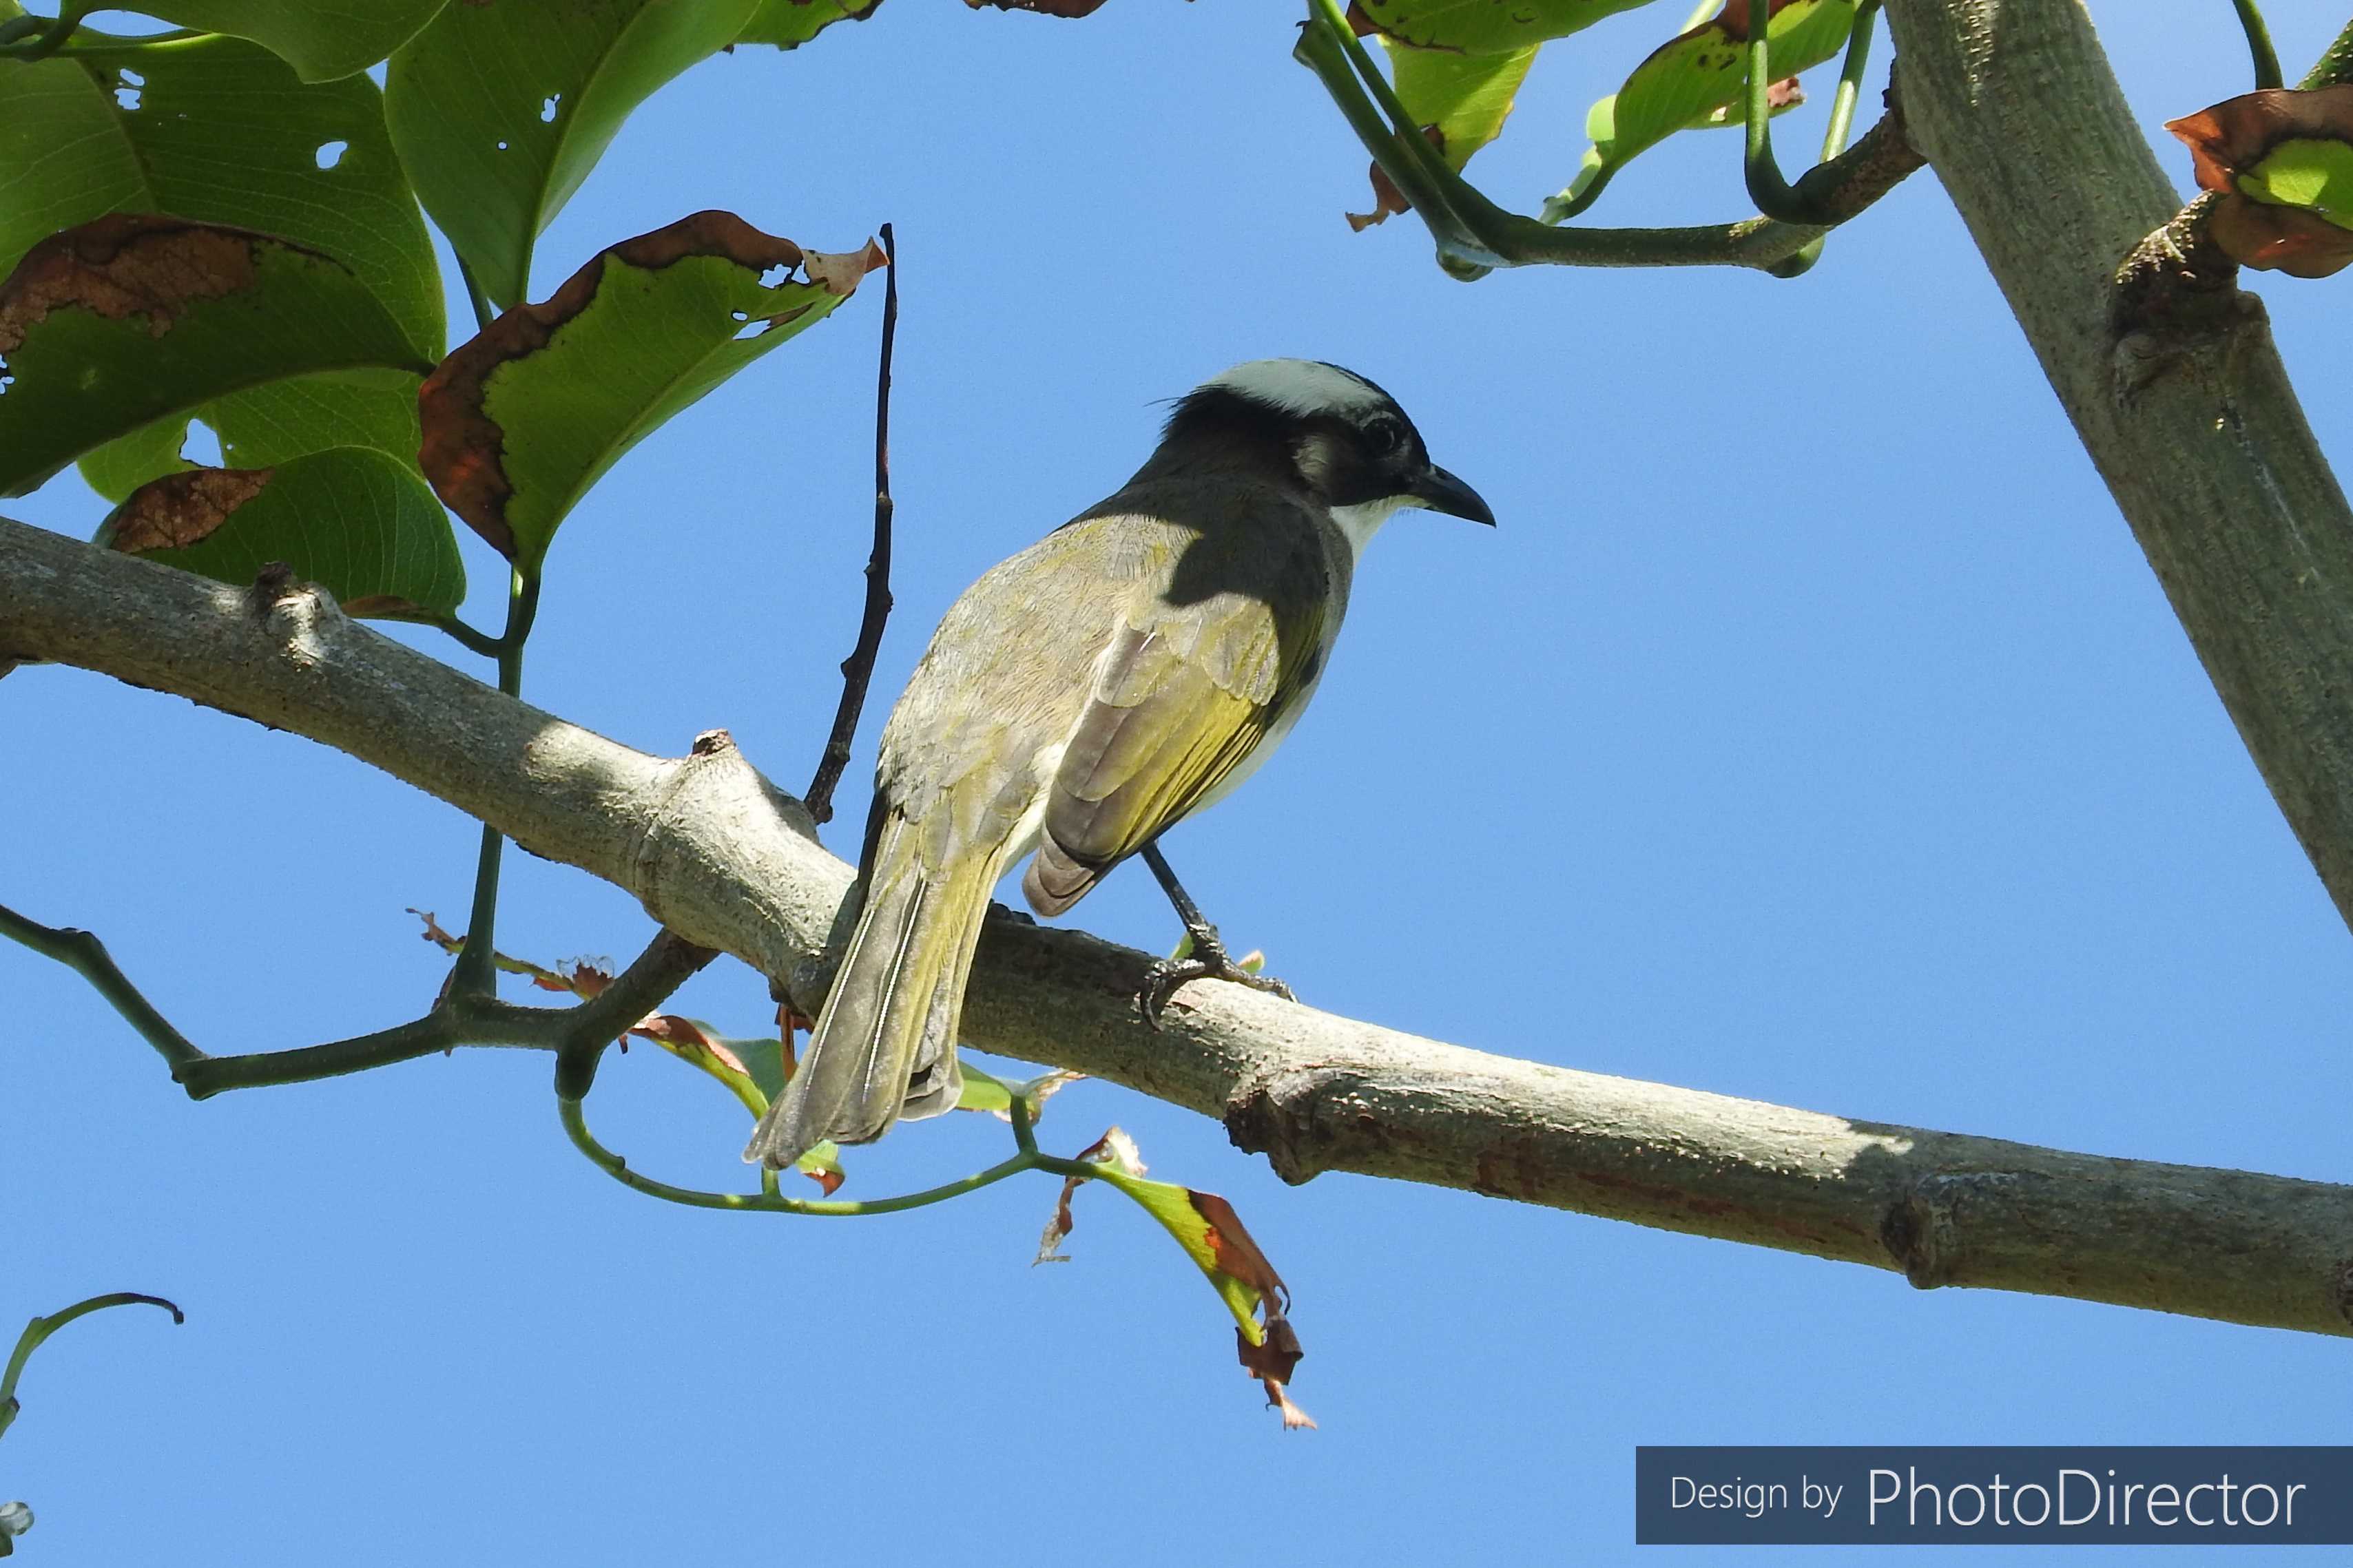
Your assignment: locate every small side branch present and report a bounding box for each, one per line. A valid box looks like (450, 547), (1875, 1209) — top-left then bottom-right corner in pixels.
(3, 892), (713, 1099)
(2112, 189), (2243, 337)
(805, 222), (900, 824)
(1296, 0), (1920, 275)
(1745, 0), (1900, 227)
(0, 904), (203, 1074)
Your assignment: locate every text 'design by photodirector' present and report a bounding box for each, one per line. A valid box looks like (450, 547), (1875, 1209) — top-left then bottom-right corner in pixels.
(1635, 1447), (2353, 1545)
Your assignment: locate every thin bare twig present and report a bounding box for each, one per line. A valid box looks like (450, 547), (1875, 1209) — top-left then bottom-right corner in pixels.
(806, 222), (900, 824)
(1, 892), (714, 1098)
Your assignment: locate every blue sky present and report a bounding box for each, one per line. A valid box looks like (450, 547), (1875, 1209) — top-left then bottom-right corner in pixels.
(5, 4), (2350, 1564)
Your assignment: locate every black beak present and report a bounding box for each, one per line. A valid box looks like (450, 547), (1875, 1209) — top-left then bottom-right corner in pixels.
(1411, 464), (1495, 525)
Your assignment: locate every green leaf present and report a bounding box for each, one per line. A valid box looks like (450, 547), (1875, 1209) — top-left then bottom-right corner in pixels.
(1385, 40), (1540, 172)
(634, 1019), (846, 1192)
(386, 0), (763, 309)
(1356, 0), (1657, 53)
(71, 367), (422, 506)
(718, 1032), (789, 1104)
(208, 373), (424, 470)
(1557, 0), (1856, 211)
(99, 446), (466, 616)
(0, 36), (442, 359)
(737, 0), (882, 48)
(955, 1063), (1015, 1114)
(418, 210), (880, 567)
(0, 44), (146, 284)
(0, 216), (436, 497)
(2240, 137), (2353, 230)
(78, 415), (194, 503)
(120, 1), (455, 82)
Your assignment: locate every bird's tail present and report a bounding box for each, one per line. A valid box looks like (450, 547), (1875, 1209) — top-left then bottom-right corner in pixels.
(743, 813), (997, 1169)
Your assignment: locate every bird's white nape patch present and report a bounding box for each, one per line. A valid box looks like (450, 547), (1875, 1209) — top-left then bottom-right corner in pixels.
(1206, 358), (1390, 420)
(1327, 494), (1410, 558)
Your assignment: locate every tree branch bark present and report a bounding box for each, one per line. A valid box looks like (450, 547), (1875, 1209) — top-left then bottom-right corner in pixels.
(7, 513), (2353, 1338)
(1883, 0), (2353, 932)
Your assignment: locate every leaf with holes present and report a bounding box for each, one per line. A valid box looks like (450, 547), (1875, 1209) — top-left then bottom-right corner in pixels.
(1553, 0), (1855, 216)
(1351, 41), (1537, 230)
(418, 210), (882, 568)
(0, 34), (441, 357)
(207, 373), (426, 471)
(1354, 0), (1655, 53)
(386, 0), (763, 310)
(116, 1), (455, 83)
(77, 376), (426, 514)
(0, 216), (435, 497)
(0, 36), (437, 496)
(98, 446), (465, 617)
(737, 0), (883, 48)
(79, 415), (194, 503)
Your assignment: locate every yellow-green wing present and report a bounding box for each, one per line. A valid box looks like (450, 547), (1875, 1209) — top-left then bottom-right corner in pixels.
(1023, 521), (1329, 916)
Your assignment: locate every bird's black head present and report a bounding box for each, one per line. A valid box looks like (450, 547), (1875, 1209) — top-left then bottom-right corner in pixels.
(1157, 359), (1495, 541)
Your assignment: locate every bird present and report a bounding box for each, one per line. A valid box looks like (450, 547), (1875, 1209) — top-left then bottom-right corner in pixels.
(746, 358), (1493, 1170)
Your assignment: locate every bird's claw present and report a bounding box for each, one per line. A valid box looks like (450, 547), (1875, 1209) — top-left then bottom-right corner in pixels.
(1135, 927), (1296, 1030)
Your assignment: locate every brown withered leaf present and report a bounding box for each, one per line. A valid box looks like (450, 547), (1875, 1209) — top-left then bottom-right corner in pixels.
(1348, 125), (1447, 233)
(1192, 1191), (1287, 1313)
(2166, 86), (2353, 277)
(991, 1067), (1084, 1124)
(630, 1013), (756, 1076)
(1192, 1191), (1314, 1428)
(1349, 165), (1411, 233)
(417, 210), (816, 560)
(566, 961), (612, 999)
(408, 908), (462, 950)
(1714, 0), (1807, 44)
(0, 215), (312, 352)
(802, 240), (888, 295)
(1033, 1127), (1146, 1264)
(2209, 198), (2353, 277)
(629, 1013), (709, 1048)
(964, 0), (1108, 12)
(2168, 85), (2353, 194)
(106, 468), (276, 553)
(1263, 1374), (1318, 1431)
(535, 959), (611, 998)
(1035, 1184), (1079, 1264)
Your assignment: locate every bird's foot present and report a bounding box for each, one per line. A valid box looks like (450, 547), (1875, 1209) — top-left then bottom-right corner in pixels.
(1136, 925), (1296, 1029)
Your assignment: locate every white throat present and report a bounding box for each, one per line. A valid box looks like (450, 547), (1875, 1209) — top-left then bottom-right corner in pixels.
(1327, 494), (1411, 560)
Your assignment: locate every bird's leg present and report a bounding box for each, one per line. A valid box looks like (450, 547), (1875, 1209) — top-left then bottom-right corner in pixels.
(1134, 842), (1296, 1028)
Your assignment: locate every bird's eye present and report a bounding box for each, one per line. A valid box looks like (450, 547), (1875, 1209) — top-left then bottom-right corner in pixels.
(1366, 416), (1404, 457)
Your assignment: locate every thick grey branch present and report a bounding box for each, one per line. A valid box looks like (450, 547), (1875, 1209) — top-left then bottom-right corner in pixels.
(7, 514), (2352, 1337)
(1884, 0), (2353, 932)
